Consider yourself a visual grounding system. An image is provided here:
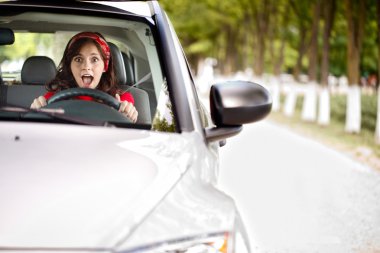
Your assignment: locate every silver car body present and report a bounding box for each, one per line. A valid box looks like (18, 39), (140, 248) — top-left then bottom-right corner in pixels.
(0, 1), (271, 252)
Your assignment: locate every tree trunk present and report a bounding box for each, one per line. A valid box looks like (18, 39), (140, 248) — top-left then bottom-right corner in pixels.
(271, 38), (286, 113)
(345, 0), (365, 133)
(318, 0), (336, 126)
(318, 87), (331, 125)
(250, 1), (273, 77)
(302, 0), (321, 122)
(345, 86), (361, 133)
(301, 83), (318, 121)
(376, 88), (380, 143)
(224, 25), (238, 75)
(307, 0), (321, 82)
(375, 0), (380, 143)
(293, 29), (307, 82)
(269, 76), (281, 112)
(283, 87), (297, 117)
(268, 2), (279, 73)
(290, 0), (312, 82)
(242, 13), (251, 71)
(273, 4), (290, 77)
(267, 3), (284, 112)
(254, 33), (266, 76)
(320, 0), (336, 87)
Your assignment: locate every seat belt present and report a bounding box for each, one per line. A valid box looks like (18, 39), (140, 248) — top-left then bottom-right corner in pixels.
(132, 72), (151, 88)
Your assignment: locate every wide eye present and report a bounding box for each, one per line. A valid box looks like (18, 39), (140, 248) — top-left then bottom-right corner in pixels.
(91, 57), (100, 63)
(73, 56), (82, 63)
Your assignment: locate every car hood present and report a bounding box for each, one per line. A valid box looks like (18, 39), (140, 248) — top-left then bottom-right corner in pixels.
(0, 122), (195, 250)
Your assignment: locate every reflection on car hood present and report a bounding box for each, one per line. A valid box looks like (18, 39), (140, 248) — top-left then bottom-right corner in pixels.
(0, 122), (192, 250)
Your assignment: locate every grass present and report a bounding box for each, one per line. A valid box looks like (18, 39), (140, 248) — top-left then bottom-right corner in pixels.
(268, 92), (380, 172)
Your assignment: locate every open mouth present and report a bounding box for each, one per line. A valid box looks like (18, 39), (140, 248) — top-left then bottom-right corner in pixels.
(81, 74), (94, 86)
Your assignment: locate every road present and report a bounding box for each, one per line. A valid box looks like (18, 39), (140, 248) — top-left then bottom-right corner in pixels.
(217, 120), (380, 253)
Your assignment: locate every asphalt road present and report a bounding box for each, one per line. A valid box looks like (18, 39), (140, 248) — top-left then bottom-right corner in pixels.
(218, 119), (380, 253)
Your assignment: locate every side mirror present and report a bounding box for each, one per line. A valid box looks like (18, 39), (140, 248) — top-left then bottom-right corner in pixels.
(205, 80), (272, 143)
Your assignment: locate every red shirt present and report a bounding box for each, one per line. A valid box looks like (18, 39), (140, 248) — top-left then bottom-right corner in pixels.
(43, 91), (134, 105)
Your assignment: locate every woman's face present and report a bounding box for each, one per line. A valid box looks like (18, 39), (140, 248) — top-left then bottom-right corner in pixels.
(70, 41), (105, 89)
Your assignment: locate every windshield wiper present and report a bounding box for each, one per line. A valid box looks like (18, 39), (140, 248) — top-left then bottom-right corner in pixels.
(0, 105), (114, 127)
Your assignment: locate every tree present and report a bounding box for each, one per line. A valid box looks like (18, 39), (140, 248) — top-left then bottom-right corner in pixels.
(378, 0), (380, 89)
(159, 0), (223, 73)
(375, 0), (380, 143)
(344, 0), (366, 133)
(307, 0), (322, 83)
(233, 0), (279, 77)
(318, 0), (336, 126)
(320, 0), (337, 87)
(301, 0), (321, 122)
(269, 0), (289, 77)
(268, 2), (290, 112)
(289, 0), (312, 81)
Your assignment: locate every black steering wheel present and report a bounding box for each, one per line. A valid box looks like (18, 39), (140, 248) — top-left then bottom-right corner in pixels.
(44, 88), (131, 123)
(47, 88), (120, 110)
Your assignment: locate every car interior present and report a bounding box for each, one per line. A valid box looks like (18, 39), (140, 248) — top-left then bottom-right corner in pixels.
(0, 10), (173, 129)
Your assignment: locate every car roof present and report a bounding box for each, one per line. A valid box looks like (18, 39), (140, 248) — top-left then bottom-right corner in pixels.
(0, 0), (155, 17)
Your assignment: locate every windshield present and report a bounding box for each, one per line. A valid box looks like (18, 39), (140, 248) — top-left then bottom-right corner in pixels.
(0, 8), (176, 132)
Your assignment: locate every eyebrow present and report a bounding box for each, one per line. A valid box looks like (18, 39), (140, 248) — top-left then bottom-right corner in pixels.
(74, 52), (101, 57)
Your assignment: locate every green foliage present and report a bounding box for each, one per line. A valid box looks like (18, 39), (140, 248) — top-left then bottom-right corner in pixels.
(0, 33), (54, 62)
(328, 1), (347, 77)
(361, 18), (378, 75)
(187, 40), (214, 54)
(160, 0), (378, 79)
(361, 94), (377, 132)
(151, 80), (176, 133)
(330, 94), (346, 123)
(152, 111), (176, 133)
(283, 46), (300, 73)
(160, 0), (225, 57)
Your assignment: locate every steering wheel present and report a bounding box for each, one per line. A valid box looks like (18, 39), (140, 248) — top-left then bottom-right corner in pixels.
(43, 88), (131, 123)
(47, 88), (120, 109)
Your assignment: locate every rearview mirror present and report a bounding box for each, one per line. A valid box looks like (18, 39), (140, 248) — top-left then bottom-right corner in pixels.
(0, 28), (15, 45)
(205, 81), (272, 143)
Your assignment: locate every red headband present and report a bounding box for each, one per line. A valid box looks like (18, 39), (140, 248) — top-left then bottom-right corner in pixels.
(68, 32), (111, 72)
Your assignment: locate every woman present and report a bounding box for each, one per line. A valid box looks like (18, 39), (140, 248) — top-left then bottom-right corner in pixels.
(31, 31), (138, 123)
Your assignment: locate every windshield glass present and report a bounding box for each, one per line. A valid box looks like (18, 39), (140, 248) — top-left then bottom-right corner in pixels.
(0, 9), (176, 132)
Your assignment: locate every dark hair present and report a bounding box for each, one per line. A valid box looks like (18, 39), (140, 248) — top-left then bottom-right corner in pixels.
(46, 32), (120, 96)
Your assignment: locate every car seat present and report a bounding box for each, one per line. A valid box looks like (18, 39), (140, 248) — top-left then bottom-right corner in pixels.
(0, 56), (56, 107)
(121, 52), (135, 85)
(21, 56), (56, 85)
(121, 52), (157, 119)
(108, 42), (151, 124)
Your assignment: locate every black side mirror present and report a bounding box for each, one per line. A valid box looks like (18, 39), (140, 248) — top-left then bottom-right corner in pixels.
(0, 28), (15, 45)
(205, 80), (272, 143)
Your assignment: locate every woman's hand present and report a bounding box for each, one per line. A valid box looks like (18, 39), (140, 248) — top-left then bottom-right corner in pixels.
(30, 96), (47, 109)
(116, 94), (138, 123)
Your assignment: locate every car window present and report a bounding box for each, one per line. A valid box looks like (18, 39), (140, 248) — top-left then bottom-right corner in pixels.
(0, 10), (177, 132)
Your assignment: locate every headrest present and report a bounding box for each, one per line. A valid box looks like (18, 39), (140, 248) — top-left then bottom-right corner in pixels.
(0, 28), (15, 45)
(122, 52), (135, 85)
(108, 42), (126, 85)
(21, 56), (57, 85)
